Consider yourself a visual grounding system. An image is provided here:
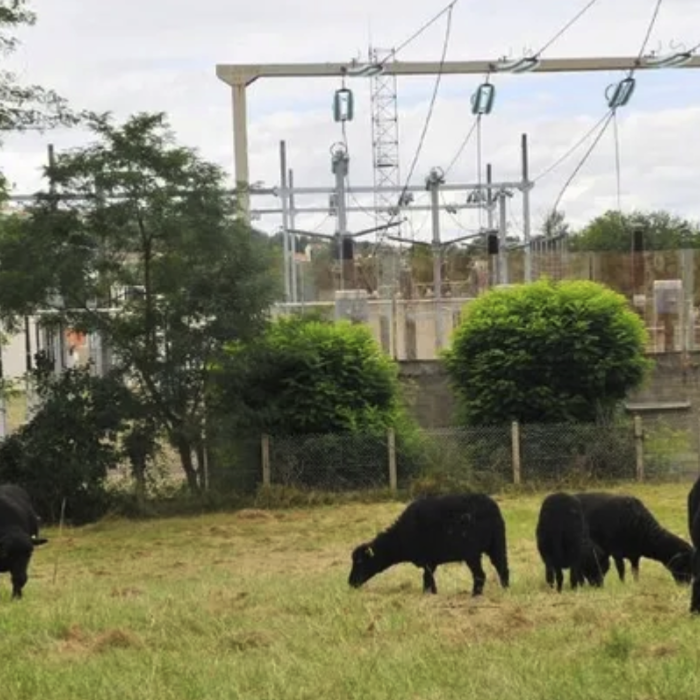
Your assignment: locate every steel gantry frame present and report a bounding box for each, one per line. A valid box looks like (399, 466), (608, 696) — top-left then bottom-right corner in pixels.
(215, 55), (700, 220)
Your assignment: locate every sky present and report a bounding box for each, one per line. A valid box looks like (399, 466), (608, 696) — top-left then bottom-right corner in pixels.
(1, 0), (700, 245)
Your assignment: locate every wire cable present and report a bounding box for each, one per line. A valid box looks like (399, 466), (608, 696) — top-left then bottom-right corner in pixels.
(444, 115), (480, 178)
(535, 0), (604, 56)
(633, 0), (664, 69)
(394, 3), (454, 213)
(378, 0), (458, 66)
(339, 120), (378, 225)
(369, 1), (455, 258)
(532, 110), (613, 182)
(545, 0), (665, 221)
(476, 115), (483, 229)
(549, 109), (615, 216)
(612, 110), (622, 211)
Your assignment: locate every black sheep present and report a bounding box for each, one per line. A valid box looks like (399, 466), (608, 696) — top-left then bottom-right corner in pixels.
(575, 491), (693, 585)
(690, 506), (700, 613)
(687, 476), (700, 613)
(0, 484), (48, 599)
(348, 493), (509, 596)
(536, 492), (610, 592)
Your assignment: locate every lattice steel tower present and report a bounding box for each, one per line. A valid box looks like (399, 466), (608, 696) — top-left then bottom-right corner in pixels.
(368, 47), (403, 238)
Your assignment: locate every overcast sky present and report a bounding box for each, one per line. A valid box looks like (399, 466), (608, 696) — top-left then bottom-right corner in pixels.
(1, 0), (699, 243)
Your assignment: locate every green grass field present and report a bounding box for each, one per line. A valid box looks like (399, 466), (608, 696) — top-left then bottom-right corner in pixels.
(2, 483), (700, 700)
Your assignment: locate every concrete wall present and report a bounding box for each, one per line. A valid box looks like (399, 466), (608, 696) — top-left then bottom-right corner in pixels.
(399, 352), (700, 428)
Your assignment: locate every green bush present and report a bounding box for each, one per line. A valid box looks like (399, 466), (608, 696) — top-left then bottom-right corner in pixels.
(443, 279), (651, 426)
(211, 314), (422, 490)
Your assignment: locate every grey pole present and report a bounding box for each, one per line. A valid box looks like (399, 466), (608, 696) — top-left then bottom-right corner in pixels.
(289, 168), (300, 306)
(498, 190), (508, 285)
(521, 133), (532, 283)
(427, 168), (444, 351)
(279, 141), (291, 301)
(486, 163), (494, 231)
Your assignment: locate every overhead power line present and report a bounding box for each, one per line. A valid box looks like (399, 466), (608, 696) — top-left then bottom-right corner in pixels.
(545, 0), (666, 217)
(532, 111), (612, 182)
(535, 0), (604, 56)
(379, 0), (459, 66)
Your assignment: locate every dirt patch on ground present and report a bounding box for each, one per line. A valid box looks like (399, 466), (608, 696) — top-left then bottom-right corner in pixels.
(234, 509), (275, 521)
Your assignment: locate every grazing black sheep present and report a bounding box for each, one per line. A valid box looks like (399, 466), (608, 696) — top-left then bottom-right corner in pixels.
(687, 476), (700, 613)
(348, 493), (509, 596)
(690, 506), (700, 613)
(536, 492), (610, 592)
(575, 491), (693, 585)
(0, 484), (48, 599)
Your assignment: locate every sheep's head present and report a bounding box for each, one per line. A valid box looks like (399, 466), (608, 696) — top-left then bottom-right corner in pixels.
(348, 542), (383, 588)
(667, 548), (693, 585)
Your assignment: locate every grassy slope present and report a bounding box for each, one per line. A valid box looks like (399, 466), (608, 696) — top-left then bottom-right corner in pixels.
(2, 483), (700, 700)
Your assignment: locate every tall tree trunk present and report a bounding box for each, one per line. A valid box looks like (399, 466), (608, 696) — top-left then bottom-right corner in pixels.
(174, 434), (199, 493)
(195, 439), (207, 492)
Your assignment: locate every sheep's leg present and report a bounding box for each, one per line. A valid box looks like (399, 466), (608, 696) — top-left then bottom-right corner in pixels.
(545, 565), (555, 588)
(465, 555), (486, 597)
(691, 581), (700, 614)
(554, 568), (564, 592)
(630, 557), (640, 581)
(614, 556), (626, 582)
(570, 566), (582, 590)
(10, 566), (27, 600)
(422, 566), (437, 594)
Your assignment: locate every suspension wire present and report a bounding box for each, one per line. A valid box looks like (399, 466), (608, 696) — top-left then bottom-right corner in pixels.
(340, 120), (383, 224)
(535, 0), (604, 56)
(367, 0), (454, 262)
(444, 115), (480, 178)
(393, 3), (454, 215)
(545, 0), (665, 220)
(633, 0), (664, 70)
(612, 110), (622, 211)
(532, 110), (613, 182)
(377, 0), (459, 66)
(549, 109), (616, 216)
(476, 114), (483, 230)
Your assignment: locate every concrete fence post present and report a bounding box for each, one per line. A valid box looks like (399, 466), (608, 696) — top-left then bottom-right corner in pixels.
(511, 421), (522, 485)
(387, 429), (397, 491)
(261, 434), (271, 486)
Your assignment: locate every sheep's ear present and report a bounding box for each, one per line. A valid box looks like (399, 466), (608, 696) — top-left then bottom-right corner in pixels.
(32, 537), (48, 546)
(366, 546), (374, 558)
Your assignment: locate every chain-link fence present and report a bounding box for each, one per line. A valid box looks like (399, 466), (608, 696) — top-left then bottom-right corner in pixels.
(267, 432), (390, 491)
(642, 411), (700, 480)
(519, 421), (638, 483)
(259, 415), (700, 492)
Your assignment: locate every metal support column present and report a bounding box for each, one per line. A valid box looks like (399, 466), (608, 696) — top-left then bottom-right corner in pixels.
(426, 168), (445, 351)
(232, 82), (250, 222)
(498, 190), (509, 285)
(521, 133), (532, 282)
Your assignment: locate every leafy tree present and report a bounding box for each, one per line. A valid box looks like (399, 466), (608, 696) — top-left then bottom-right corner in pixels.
(443, 279), (651, 425)
(0, 112), (281, 491)
(569, 209), (700, 252)
(0, 0), (78, 195)
(214, 314), (401, 435)
(542, 209), (571, 240)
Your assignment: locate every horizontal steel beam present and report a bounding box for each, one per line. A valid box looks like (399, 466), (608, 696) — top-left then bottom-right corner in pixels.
(5, 181), (520, 203)
(253, 203), (486, 216)
(216, 56), (700, 86)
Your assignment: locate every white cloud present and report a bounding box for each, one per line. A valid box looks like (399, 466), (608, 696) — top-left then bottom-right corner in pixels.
(2, 0), (700, 242)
